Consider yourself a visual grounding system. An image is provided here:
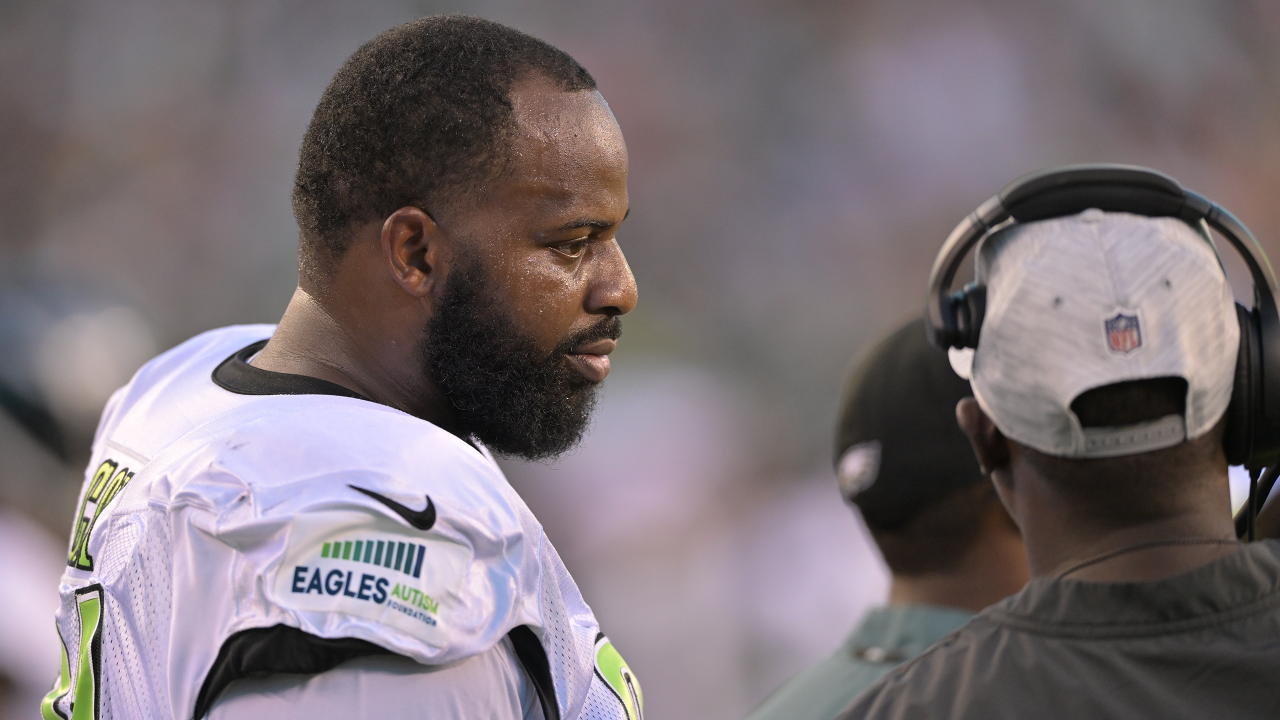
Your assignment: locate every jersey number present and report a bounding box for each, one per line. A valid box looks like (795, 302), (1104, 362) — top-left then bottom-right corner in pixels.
(42, 585), (104, 720)
(68, 460), (134, 571)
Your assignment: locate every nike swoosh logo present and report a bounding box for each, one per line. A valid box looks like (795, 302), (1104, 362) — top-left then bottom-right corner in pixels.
(349, 485), (436, 531)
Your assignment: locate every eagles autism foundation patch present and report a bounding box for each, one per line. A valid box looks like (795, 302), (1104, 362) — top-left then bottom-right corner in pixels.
(272, 511), (470, 647)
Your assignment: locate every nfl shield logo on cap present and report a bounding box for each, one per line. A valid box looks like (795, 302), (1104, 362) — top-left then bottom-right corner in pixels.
(1105, 313), (1142, 354)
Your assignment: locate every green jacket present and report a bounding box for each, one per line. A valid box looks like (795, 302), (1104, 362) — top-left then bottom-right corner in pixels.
(843, 541), (1280, 720)
(745, 604), (972, 720)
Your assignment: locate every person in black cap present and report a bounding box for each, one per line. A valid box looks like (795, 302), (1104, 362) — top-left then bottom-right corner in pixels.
(744, 318), (1028, 720)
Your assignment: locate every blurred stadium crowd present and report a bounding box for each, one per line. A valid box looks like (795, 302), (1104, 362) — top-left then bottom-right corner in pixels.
(2, 0), (1280, 718)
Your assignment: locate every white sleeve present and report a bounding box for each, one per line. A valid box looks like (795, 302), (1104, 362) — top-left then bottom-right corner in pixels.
(206, 635), (544, 720)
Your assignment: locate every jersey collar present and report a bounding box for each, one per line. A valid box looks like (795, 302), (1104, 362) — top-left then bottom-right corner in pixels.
(212, 339), (371, 401)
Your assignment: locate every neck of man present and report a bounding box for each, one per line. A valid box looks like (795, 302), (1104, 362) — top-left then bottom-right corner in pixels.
(252, 284), (463, 436)
(888, 500), (1030, 613)
(1008, 450), (1239, 582)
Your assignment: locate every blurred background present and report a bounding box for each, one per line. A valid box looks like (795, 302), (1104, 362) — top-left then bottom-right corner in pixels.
(3, 0), (1280, 717)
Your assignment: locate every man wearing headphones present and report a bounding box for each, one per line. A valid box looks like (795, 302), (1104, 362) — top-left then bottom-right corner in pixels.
(745, 319), (1028, 720)
(842, 167), (1280, 719)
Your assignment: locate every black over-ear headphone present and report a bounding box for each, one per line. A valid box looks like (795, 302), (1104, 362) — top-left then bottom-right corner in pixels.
(923, 165), (1280, 535)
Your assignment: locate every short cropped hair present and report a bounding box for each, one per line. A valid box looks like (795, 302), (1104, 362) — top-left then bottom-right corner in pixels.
(868, 482), (1008, 575)
(1024, 377), (1227, 524)
(292, 15), (596, 282)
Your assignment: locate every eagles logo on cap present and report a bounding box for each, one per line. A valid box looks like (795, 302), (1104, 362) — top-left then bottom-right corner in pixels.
(1104, 313), (1142, 354)
(837, 441), (882, 501)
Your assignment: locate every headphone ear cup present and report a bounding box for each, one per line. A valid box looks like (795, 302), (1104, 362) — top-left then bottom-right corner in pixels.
(963, 284), (986, 348)
(1223, 303), (1258, 466)
(949, 283), (987, 349)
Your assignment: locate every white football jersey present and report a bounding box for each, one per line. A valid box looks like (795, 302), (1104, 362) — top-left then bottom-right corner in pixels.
(42, 325), (644, 720)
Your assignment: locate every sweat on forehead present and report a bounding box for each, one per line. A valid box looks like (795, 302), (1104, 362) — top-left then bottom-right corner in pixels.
(509, 83), (626, 159)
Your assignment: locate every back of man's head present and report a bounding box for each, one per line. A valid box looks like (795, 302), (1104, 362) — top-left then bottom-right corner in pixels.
(1023, 377), (1228, 526)
(293, 15), (596, 286)
(956, 209), (1238, 526)
(836, 319), (1017, 576)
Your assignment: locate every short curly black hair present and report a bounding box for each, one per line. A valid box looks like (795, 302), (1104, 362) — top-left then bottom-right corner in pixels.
(292, 15), (596, 282)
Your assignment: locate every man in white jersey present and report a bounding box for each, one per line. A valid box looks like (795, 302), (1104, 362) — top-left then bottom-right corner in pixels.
(43, 16), (642, 720)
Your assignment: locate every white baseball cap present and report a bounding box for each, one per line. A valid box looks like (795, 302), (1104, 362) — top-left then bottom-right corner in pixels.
(948, 208), (1239, 458)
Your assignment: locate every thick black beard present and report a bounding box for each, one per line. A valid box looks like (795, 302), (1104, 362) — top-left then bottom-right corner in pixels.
(422, 256), (621, 460)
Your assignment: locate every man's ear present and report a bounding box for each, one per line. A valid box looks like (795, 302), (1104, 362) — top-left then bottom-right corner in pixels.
(382, 206), (449, 298)
(957, 397), (1010, 475)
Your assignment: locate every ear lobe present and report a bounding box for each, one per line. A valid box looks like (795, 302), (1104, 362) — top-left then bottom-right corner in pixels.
(957, 397), (1010, 474)
(382, 206), (446, 298)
